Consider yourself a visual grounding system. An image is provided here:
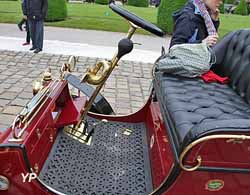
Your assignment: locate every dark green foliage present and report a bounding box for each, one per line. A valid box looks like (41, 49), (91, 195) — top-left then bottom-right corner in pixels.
(225, 0), (235, 4)
(127, 0), (149, 7)
(46, 0), (67, 22)
(157, 0), (187, 33)
(95, 0), (109, 5)
(234, 0), (248, 15)
(219, 1), (225, 13)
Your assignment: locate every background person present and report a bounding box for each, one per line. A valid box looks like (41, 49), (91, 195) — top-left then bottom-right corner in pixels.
(18, 0), (30, 46)
(23, 0), (48, 53)
(170, 0), (223, 48)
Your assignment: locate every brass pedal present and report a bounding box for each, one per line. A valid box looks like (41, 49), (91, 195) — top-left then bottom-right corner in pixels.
(64, 125), (92, 145)
(63, 119), (108, 145)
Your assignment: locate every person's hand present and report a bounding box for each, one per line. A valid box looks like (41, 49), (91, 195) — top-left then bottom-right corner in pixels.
(202, 34), (219, 46)
(210, 8), (220, 21)
(23, 15), (27, 20)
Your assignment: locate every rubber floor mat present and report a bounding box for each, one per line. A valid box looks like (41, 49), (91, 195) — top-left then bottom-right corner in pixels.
(39, 118), (153, 195)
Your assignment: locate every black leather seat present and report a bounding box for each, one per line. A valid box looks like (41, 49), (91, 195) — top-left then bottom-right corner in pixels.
(154, 29), (250, 153)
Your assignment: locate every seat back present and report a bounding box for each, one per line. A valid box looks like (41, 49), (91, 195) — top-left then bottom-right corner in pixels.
(213, 29), (250, 104)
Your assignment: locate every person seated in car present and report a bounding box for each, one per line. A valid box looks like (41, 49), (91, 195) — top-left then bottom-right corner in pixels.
(170, 0), (223, 48)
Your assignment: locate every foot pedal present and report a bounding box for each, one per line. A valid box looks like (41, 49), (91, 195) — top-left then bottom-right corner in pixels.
(64, 119), (108, 145)
(64, 123), (92, 145)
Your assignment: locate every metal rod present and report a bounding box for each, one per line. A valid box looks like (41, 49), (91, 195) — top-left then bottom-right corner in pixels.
(74, 23), (138, 131)
(179, 134), (250, 172)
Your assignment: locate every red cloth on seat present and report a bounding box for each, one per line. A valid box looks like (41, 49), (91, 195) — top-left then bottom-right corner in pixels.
(200, 70), (229, 84)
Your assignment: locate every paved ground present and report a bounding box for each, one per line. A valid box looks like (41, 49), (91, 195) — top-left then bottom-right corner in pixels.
(0, 24), (169, 52)
(0, 24), (170, 63)
(0, 24), (170, 131)
(0, 50), (154, 131)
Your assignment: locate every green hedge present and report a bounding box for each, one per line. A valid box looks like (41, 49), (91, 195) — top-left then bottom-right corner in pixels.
(157, 0), (186, 33)
(225, 0), (235, 4)
(46, 0), (67, 22)
(95, 0), (109, 5)
(127, 0), (149, 7)
(234, 0), (248, 15)
(219, 1), (225, 13)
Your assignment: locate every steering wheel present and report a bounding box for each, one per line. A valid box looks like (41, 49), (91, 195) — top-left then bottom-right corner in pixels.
(109, 1), (164, 37)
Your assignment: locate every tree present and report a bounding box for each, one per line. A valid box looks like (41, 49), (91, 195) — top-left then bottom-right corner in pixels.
(234, 0), (248, 15)
(127, 0), (149, 7)
(95, 0), (109, 4)
(225, 0), (235, 4)
(246, 0), (250, 14)
(157, 0), (186, 33)
(219, 0), (225, 14)
(46, 0), (67, 22)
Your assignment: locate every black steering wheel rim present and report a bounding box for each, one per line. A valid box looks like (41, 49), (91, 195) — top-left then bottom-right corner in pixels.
(109, 1), (165, 37)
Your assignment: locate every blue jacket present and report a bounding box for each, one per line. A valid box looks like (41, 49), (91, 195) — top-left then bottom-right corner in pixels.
(22, 0), (48, 20)
(21, 0), (26, 15)
(170, 0), (220, 48)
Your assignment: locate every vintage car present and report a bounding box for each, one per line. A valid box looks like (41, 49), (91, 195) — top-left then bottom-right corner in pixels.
(0, 2), (250, 195)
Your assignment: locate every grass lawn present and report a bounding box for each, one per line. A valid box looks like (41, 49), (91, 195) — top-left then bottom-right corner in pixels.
(0, 0), (249, 37)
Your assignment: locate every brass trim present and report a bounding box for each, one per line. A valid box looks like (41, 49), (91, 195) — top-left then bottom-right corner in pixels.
(21, 83), (52, 123)
(42, 68), (52, 82)
(71, 23), (139, 139)
(179, 134), (250, 172)
(226, 138), (243, 144)
(81, 60), (111, 85)
(10, 115), (23, 141)
(9, 81), (60, 142)
(32, 80), (42, 95)
(67, 56), (76, 72)
(127, 22), (138, 39)
(64, 126), (92, 145)
(60, 56), (76, 80)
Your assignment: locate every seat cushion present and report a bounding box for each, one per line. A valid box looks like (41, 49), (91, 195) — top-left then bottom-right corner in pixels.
(154, 72), (250, 151)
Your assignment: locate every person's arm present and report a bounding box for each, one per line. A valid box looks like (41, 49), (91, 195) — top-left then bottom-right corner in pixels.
(170, 14), (198, 48)
(42, 0), (48, 19)
(21, 0), (27, 16)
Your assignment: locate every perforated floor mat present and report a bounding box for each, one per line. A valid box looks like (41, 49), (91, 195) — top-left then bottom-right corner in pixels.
(39, 118), (153, 195)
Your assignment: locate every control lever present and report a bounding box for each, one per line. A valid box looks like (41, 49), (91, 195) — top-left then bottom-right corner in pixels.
(117, 38), (133, 60)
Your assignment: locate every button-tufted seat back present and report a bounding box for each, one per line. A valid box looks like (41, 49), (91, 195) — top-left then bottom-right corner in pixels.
(213, 29), (250, 104)
(154, 29), (250, 154)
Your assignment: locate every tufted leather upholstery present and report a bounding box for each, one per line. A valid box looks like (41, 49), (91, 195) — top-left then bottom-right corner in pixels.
(154, 29), (250, 153)
(213, 29), (250, 103)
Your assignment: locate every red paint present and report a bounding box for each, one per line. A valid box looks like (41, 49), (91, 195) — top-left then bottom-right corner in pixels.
(0, 148), (50, 195)
(146, 102), (174, 188)
(0, 80), (87, 195)
(163, 171), (250, 195)
(56, 96), (86, 128)
(185, 135), (250, 169)
(0, 80), (250, 195)
(88, 95), (151, 123)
